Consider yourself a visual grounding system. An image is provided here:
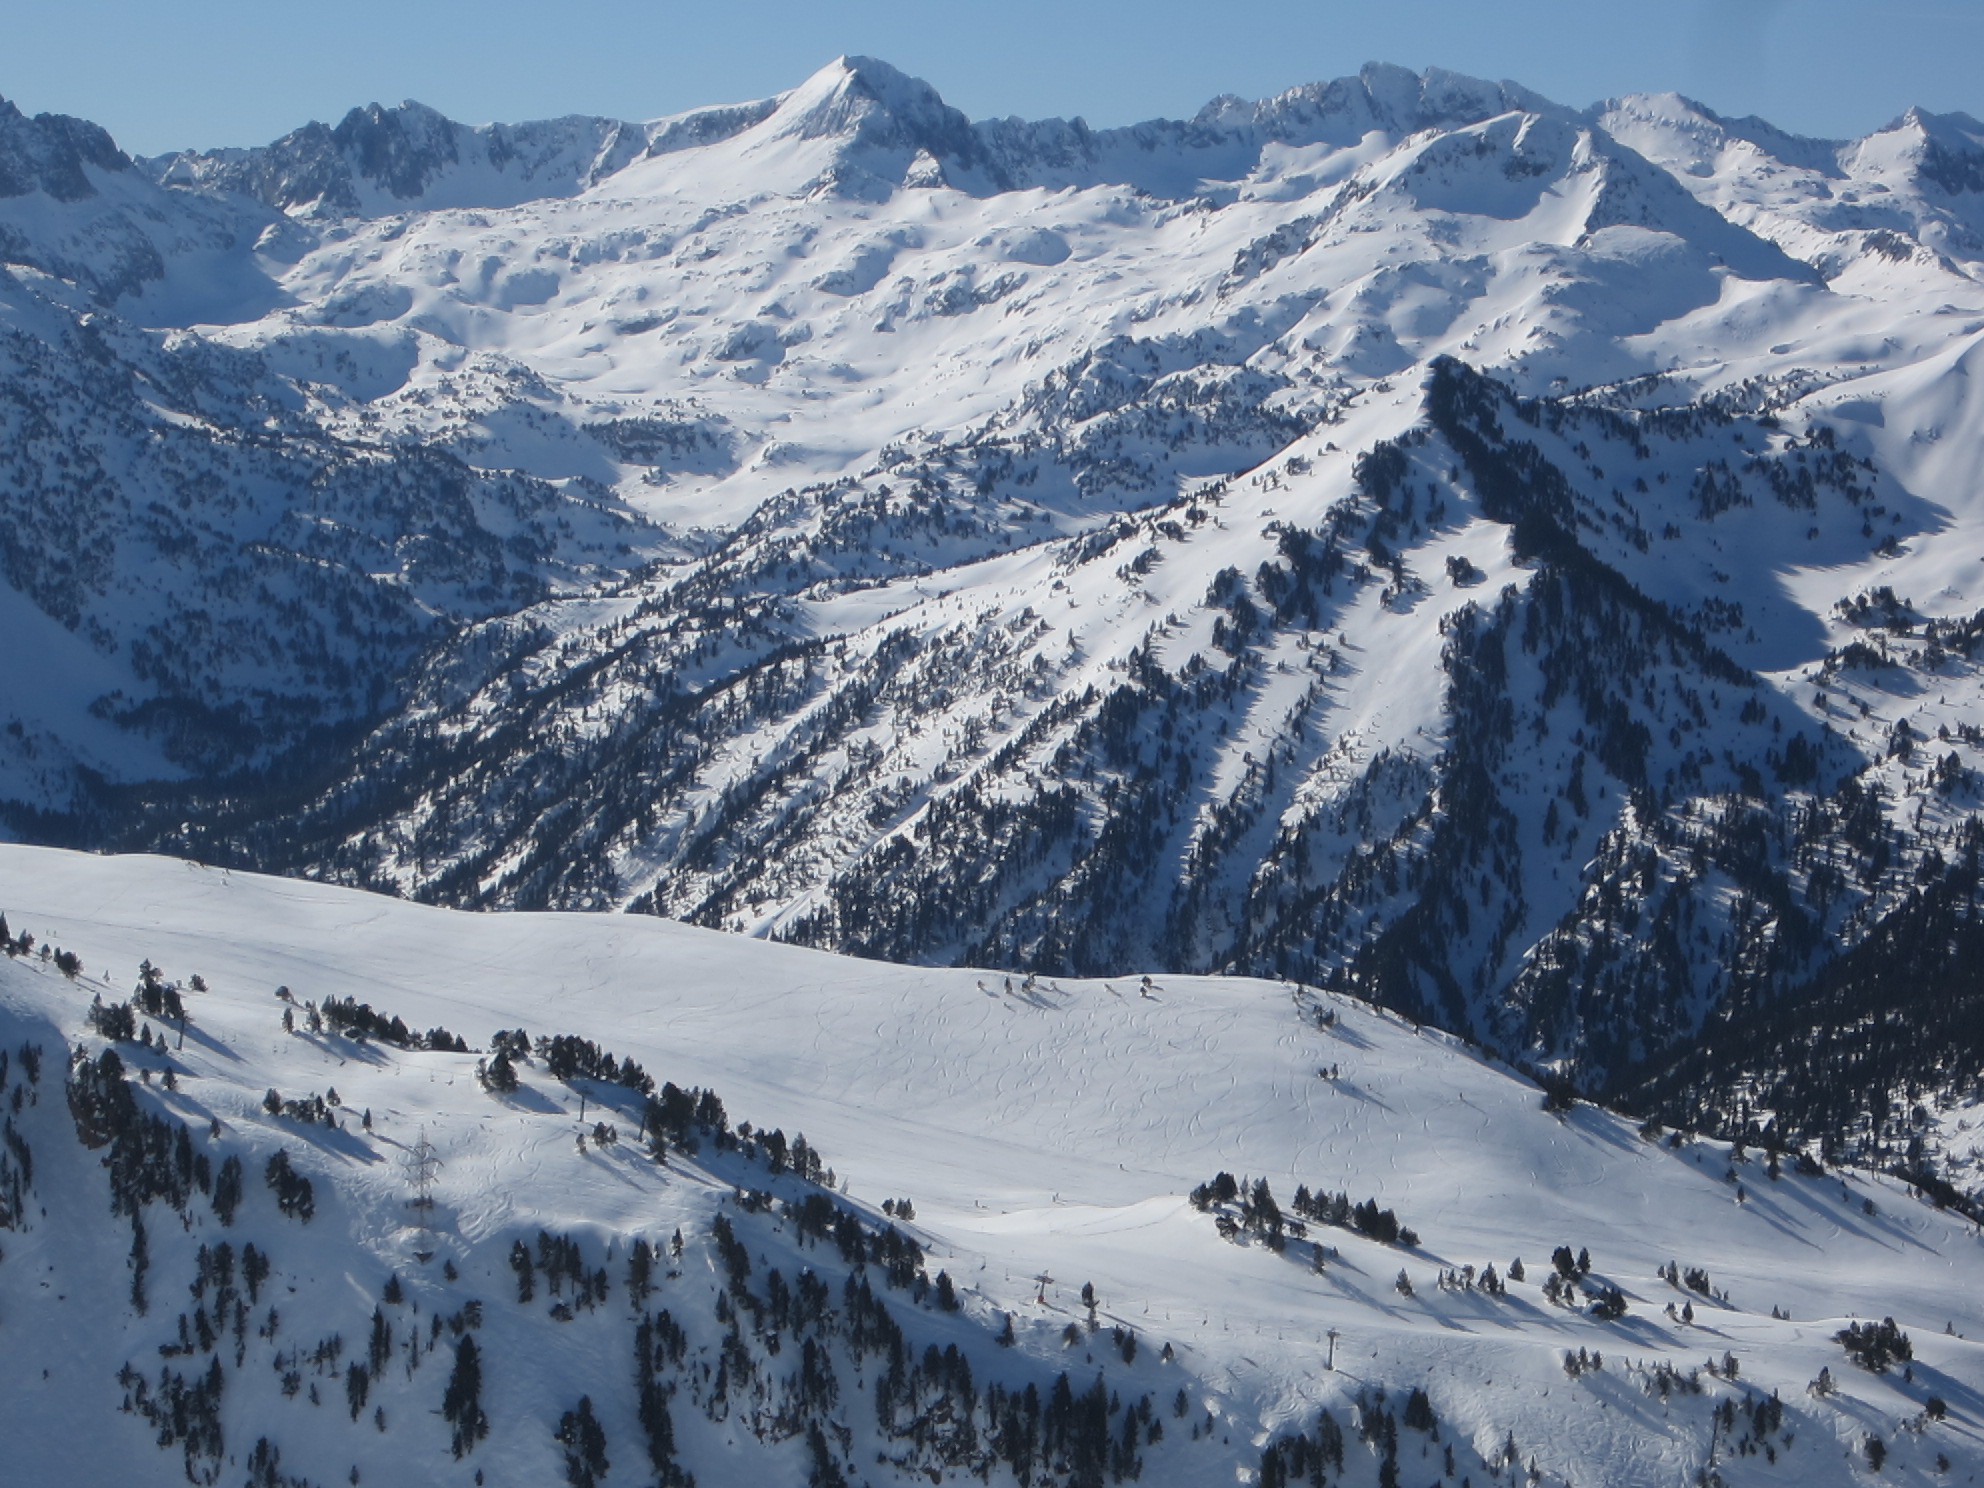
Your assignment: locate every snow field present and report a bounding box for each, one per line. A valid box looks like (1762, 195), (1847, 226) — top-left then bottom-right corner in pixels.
(0, 845), (1979, 1485)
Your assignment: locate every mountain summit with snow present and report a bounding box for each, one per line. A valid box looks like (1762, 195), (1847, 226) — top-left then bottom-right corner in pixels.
(3, 58), (1984, 1415)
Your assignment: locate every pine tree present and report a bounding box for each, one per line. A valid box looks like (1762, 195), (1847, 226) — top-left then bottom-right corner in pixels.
(627, 1238), (653, 1306)
(478, 1051), (519, 1094)
(555, 1396), (610, 1488)
(212, 1155), (243, 1226)
(806, 1419), (848, 1488)
(1318, 1408), (1345, 1471)
(508, 1239), (535, 1302)
(264, 1149), (314, 1222)
(128, 1211), (149, 1314)
(1403, 1387), (1436, 1431)
(443, 1336), (489, 1457)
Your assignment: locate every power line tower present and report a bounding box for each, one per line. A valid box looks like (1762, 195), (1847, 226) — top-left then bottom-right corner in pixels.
(403, 1128), (442, 1260)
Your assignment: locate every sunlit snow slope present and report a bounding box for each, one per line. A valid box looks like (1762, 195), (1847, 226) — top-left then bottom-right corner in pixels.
(0, 846), (1980, 1487)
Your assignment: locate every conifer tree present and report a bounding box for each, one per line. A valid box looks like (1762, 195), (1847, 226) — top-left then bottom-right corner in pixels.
(443, 1335), (489, 1457)
(555, 1396), (610, 1488)
(212, 1155), (243, 1226)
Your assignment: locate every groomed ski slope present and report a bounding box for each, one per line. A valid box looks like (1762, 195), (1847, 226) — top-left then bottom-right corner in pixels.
(0, 843), (1979, 1487)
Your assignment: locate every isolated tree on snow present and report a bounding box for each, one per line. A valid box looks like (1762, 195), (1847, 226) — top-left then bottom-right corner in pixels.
(478, 1051), (519, 1094)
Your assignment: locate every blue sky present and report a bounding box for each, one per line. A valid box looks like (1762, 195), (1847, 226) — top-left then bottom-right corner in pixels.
(12, 0), (1982, 155)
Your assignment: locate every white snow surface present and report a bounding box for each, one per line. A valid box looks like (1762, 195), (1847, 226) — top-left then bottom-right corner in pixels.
(0, 845), (1979, 1487)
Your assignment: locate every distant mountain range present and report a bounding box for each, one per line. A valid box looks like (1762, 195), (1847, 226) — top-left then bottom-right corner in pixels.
(4, 57), (1984, 1190)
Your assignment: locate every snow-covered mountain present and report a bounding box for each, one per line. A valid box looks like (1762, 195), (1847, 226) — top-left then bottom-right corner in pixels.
(0, 844), (1978, 1487)
(4, 58), (1984, 1180)
(1596, 93), (1984, 287)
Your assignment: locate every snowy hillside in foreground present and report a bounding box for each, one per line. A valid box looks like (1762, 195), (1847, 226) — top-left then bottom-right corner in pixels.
(0, 844), (1980, 1488)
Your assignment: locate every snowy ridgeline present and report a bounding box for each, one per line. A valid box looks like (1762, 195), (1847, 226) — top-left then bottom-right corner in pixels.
(0, 844), (1978, 1488)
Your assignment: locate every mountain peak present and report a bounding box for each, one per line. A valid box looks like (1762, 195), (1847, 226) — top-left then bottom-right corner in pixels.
(771, 54), (983, 170)
(1893, 102), (1980, 133)
(327, 98), (463, 199)
(1228, 61), (1559, 154)
(1372, 61), (1548, 130)
(0, 95), (130, 202)
(1850, 103), (1984, 197)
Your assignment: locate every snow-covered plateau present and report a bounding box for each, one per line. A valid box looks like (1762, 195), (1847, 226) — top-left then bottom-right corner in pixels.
(0, 844), (1977, 1488)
